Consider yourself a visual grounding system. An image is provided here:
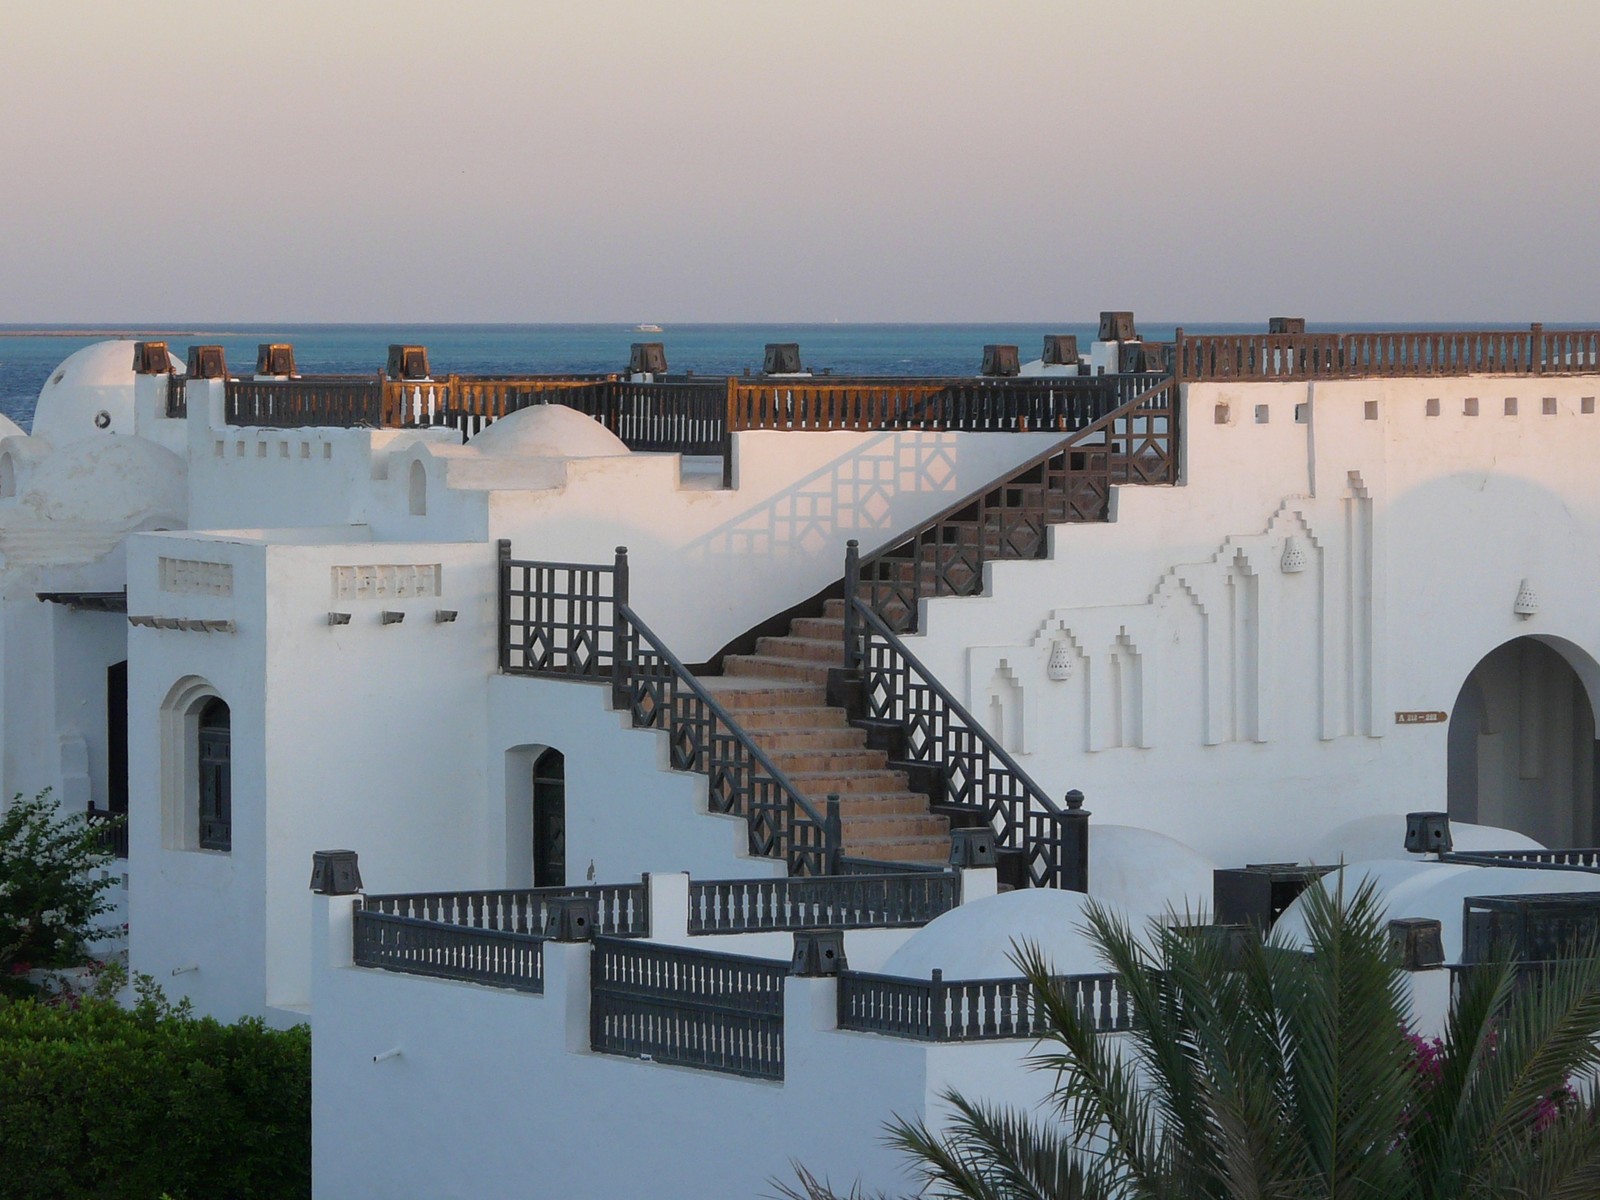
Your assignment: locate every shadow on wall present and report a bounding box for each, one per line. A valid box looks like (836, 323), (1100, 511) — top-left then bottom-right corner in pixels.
(686, 432), (966, 560)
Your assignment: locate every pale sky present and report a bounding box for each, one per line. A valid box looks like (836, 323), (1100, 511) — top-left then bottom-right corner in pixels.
(2, 0), (1596, 323)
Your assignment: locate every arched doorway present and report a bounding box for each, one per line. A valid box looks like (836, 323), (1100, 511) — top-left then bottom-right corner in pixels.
(532, 748), (565, 887)
(1448, 637), (1598, 846)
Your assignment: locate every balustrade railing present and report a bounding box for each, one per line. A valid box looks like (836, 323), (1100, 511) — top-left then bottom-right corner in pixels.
(498, 542), (840, 876)
(352, 909), (545, 992)
(363, 882), (649, 937)
(847, 376), (1178, 634)
(687, 870), (959, 933)
(837, 968), (1131, 1041)
(226, 376), (385, 427)
(1442, 848), (1600, 873)
(1175, 325), (1600, 381)
(589, 936), (786, 1079)
(185, 369), (1178, 452)
(726, 374), (1135, 434)
(842, 597), (1086, 890)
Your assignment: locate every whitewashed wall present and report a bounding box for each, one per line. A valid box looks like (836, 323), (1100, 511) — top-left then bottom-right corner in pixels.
(311, 891), (1062, 1200)
(485, 674), (788, 888)
(391, 428), (1063, 661)
(126, 530), (496, 1021)
(905, 377), (1600, 865)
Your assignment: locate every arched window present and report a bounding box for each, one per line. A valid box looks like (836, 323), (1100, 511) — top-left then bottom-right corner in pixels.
(197, 698), (232, 850)
(408, 459), (427, 516)
(0, 452), (15, 499)
(532, 748), (565, 887)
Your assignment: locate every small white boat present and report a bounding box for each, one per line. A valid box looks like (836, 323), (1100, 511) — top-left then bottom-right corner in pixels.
(633, 323), (663, 333)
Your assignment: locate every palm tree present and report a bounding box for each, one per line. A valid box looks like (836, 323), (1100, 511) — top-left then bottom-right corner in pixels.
(778, 877), (1600, 1200)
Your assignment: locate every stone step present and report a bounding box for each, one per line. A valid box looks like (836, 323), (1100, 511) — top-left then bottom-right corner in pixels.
(843, 835), (952, 863)
(839, 812), (950, 840)
(752, 726), (867, 752)
(723, 656), (832, 686)
(703, 682), (828, 710)
(822, 598), (847, 619)
(824, 791), (939, 817)
(730, 705), (852, 732)
(754, 635), (846, 666)
(789, 616), (846, 641)
(786, 768), (910, 795)
(766, 747), (888, 775)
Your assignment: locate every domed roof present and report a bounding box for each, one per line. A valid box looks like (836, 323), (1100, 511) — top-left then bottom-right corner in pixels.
(469, 403), (630, 459)
(879, 887), (1112, 980)
(32, 340), (179, 444)
(1272, 859), (1600, 963)
(17, 435), (185, 524)
(1307, 814), (1544, 866)
(1089, 825), (1219, 921)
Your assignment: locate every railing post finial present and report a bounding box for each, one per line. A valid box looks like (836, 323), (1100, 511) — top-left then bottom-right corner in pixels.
(1063, 789), (1089, 893)
(824, 794), (843, 875)
(843, 540), (862, 672)
(612, 546), (630, 712)
(496, 540), (512, 672)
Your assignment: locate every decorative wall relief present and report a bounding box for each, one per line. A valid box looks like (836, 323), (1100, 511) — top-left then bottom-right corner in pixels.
(159, 558), (233, 597)
(1046, 639), (1074, 681)
(332, 563), (442, 601)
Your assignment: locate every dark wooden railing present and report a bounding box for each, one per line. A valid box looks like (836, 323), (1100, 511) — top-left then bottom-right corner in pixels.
(837, 968), (1132, 1041)
(1175, 325), (1600, 382)
(84, 805), (128, 860)
(726, 374), (1131, 434)
(589, 936), (787, 1079)
(194, 370), (1155, 450)
(499, 542), (841, 876)
(687, 870), (959, 933)
(352, 908), (545, 992)
(224, 375), (386, 427)
(843, 596), (1086, 890)
(500, 550), (626, 678)
(408, 376), (615, 437)
(847, 376), (1178, 634)
(362, 882), (649, 937)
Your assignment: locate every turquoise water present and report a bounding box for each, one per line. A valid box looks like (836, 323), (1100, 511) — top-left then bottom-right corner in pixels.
(0, 322), (1213, 431)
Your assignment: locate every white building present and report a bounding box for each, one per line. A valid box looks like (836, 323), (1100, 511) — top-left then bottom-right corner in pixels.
(6, 324), (1600, 1196)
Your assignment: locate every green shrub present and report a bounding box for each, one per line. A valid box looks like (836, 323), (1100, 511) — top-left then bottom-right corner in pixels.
(0, 789), (119, 995)
(0, 974), (310, 1200)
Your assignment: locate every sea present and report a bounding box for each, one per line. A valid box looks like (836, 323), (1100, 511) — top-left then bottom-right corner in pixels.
(0, 321), (1234, 432)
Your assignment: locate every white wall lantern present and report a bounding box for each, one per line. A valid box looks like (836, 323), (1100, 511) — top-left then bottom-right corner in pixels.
(1280, 536), (1308, 574)
(1513, 578), (1539, 619)
(1046, 639), (1074, 681)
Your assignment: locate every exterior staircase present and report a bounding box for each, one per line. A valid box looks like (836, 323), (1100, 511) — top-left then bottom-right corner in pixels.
(703, 599), (950, 864)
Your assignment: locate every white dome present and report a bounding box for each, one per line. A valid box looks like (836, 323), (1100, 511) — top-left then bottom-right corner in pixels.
(1273, 859), (1600, 963)
(0, 414), (24, 441)
(1307, 814), (1544, 866)
(469, 404), (630, 459)
(879, 888), (1113, 980)
(18, 435), (185, 525)
(1089, 825), (1219, 921)
(32, 340), (179, 444)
